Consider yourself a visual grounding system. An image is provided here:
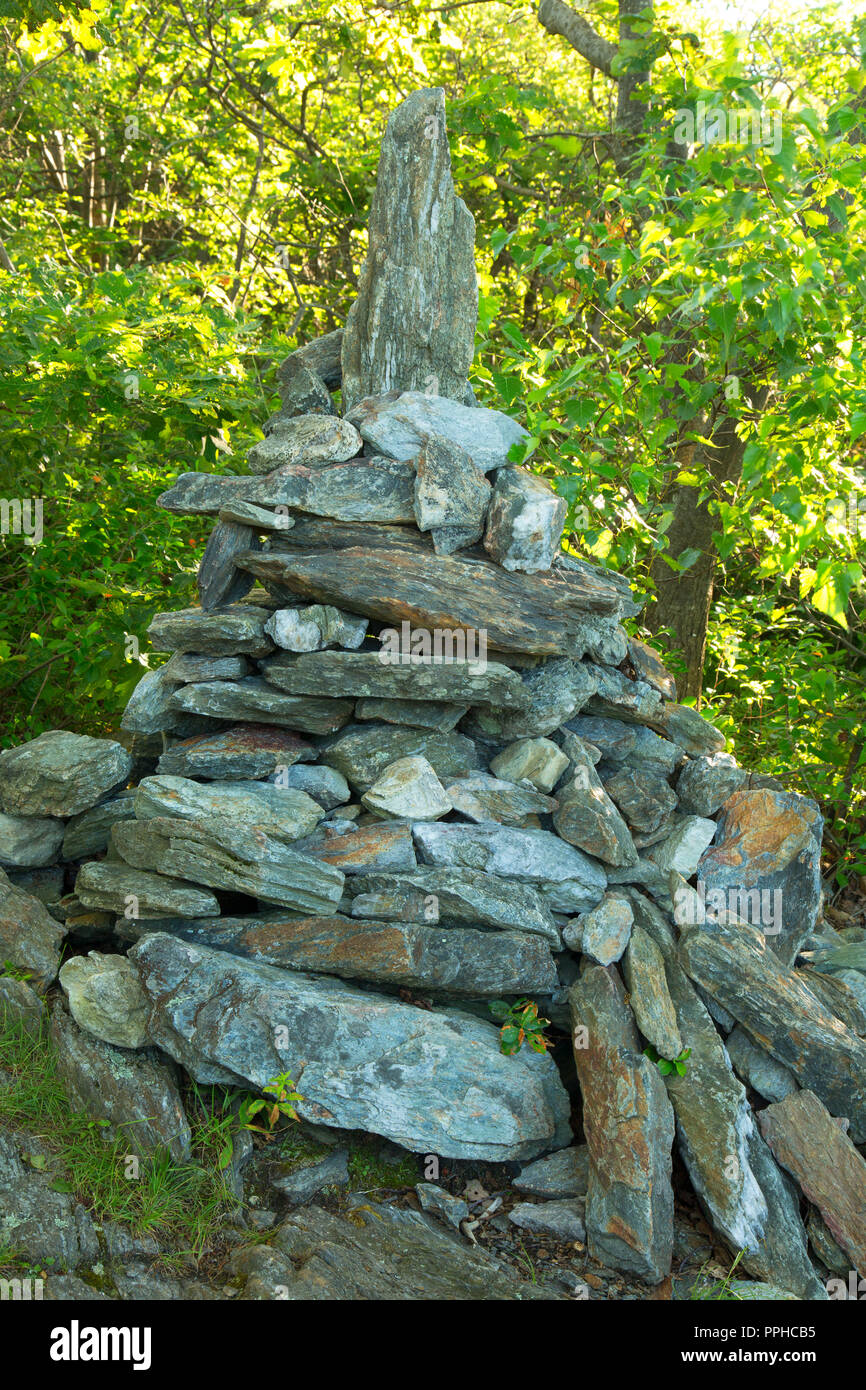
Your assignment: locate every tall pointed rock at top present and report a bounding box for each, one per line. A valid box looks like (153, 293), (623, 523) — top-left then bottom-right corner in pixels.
(341, 87), (478, 413)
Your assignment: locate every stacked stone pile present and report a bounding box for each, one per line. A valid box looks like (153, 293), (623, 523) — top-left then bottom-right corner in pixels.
(2, 88), (865, 1299)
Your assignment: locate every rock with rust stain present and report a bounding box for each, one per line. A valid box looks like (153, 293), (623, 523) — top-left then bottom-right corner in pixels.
(156, 724), (315, 780)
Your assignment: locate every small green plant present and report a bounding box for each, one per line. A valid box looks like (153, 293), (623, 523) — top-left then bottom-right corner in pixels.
(689, 1251), (747, 1301)
(490, 999), (551, 1056)
(644, 1044), (691, 1076)
(1, 961), (34, 982)
(236, 1071), (303, 1143)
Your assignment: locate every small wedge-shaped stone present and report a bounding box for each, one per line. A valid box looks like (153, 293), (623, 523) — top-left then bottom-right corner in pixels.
(275, 352), (336, 416)
(602, 765), (678, 835)
(679, 916), (866, 1143)
(347, 391), (525, 473)
(62, 794), (137, 861)
(355, 697), (468, 732)
(294, 822), (417, 875)
(362, 756), (451, 821)
(340, 88), (477, 411)
(264, 604), (368, 652)
(648, 815), (715, 876)
(130, 932), (572, 1160)
(584, 664), (662, 724)
(487, 737), (568, 793)
(622, 922), (682, 1058)
(412, 821), (606, 914)
(51, 1009), (191, 1161)
(247, 415), (362, 473)
(115, 816), (345, 915)
(278, 765), (350, 810)
(218, 500), (295, 532)
(445, 772), (556, 827)
(137, 913), (557, 998)
(321, 724), (480, 791)
(148, 606), (274, 657)
(464, 658), (598, 741)
(413, 435), (491, 543)
(758, 1089), (866, 1277)
(346, 866), (559, 944)
(626, 637), (677, 701)
(553, 738), (638, 868)
(171, 677), (353, 735)
(75, 861), (220, 920)
(0, 867), (67, 988)
(134, 774), (325, 844)
(262, 650), (526, 709)
(0, 810), (64, 868)
(161, 652), (252, 682)
(483, 466), (566, 573)
(120, 666), (182, 735)
(0, 731), (133, 818)
(569, 965), (675, 1283)
(513, 1145), (590, 1199)
(725, 1025), (798, 1103)
(157, 725), (314, 780)
(649, 702), (726, 755)
(197, 521), (260, 610)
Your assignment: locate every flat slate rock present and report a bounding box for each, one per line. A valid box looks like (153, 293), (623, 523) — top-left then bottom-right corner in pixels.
(489, 737), (570, 793)
(362, 755), (452, 821)
(130, 932), (572, 1161)
(157, 725), (314, 780)
(142, 912), (557, 997)
(675, 752), (747, 817)
(340, 88), (477, 412)
(346, 865), (559, 944)
(238, 535), (629, 662)
(347, 391), (525, 473)
(602, 764), (678, 835)
(133, 774), (325, 844)
(566, 716), (684, 774)
(261, 650), (527, 707)
(509, 1199), (585, 1242)
(412, 821), (606, 914)
(355, 697), (468, 732)
(0, 731), (132, 818)
(293, 822), (417, 875)
(157, 457), (416, 523)
(120, 665), (183, 736)
(445, 772), (556, 827)
(171, 677), (353, 735)
(514, 1145), (590, 1199)
(61, 794), (137, 861)
(553, 741), (638, 868)
(231, 1201), (556, 1299)
(148, 606), (274, 657)
(75, 860), (220, 921)
(0, 866), (67, 988)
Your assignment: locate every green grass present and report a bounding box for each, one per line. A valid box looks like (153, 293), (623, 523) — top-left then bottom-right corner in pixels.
(689, 1250), (748, 1300)
(0, 1017), (239, 1260)
(346, 1140), (420, 1193)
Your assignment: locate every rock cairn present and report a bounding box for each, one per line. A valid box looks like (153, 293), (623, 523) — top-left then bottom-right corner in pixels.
(2, 88), (865, 1298)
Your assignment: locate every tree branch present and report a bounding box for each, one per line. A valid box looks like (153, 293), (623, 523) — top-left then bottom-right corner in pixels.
(537, 0), (617, 76)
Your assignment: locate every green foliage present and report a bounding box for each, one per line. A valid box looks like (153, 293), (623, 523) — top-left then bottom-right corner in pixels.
(233, 1071), (303, 1149)
(346, 1140), (419, 1193)
(644, 1043), (691, 1077)
(490, 997), (552, 1056)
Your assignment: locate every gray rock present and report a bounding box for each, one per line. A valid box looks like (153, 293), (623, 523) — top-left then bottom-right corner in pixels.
(0, 810), (65, 868)
(566, 716), (684, 775)
(0, 731), (132, 818)
(0, 976), (44, 1034)
(355, 697), (468, 732)
(602, 765), (678, 835)
(157, 457), (417, 524)
(626, 637), (677, 700)
(264, 604), (368, 652)
(726, 1025), (799, 1103)
(247, 414), (362, 474)
(514, 1146), (590, 1199)
(676, 752), (747, 817)
(264, 650), (526, 710)
(131, 932), (572, 1161)
(156, 725), (315, 781)
(465, 658), (598, 741)
(321, 724), (480, 791)
(148, 604), (274, 656)
(416, 1183), (469, 1230)
(362, 756), (451, 821)
(217, 500), (295, 532)
(170, 677), (353, 735)
(0, 868), (67, 988)
(58, 951), (150, 1048)
(0, 1130), (99, 1271)
(650, 702), (726, 755)
(271, 1149), (350, 1204)
(509, 1199), (585, 1242)
(120, 665), (182, 736)
(584, 664), (662, 724)
(5, 863), (64, 905)
(445, 772), (555, 827)
(569, 965), (675, 1283)
(348, 391), (526, 473)
(412, 821), (607, 914)
(50, 1008), (191, 1160)
(577, 894), (634, 966)
(75, 861), (221, 922)
(197, 520), (260, 610)
(61, 794), (136, 861)
(489, 737), (570, 793)
(483, 467), (565, 573)
(413, 434), (491, 546)
(278, 765), (350, 811)
(622, 922), (682, 1058)
(275, 352), (336, 416)
(346, 866), (559, 944)
(553, 739), (638, 867)
(134, 774), (325, 843)
(647, 816), (716, 876)
(340, 88), (477, 412)
(293, 822), (417, 875)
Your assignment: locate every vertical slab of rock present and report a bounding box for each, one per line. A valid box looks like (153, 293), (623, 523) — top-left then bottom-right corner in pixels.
(483, 467), (566, 573)
(130, 933), (572, 1161)
(341, 88), (477, 411)
(197, 520), (260, 611)
(569, 964), (675, 1283)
